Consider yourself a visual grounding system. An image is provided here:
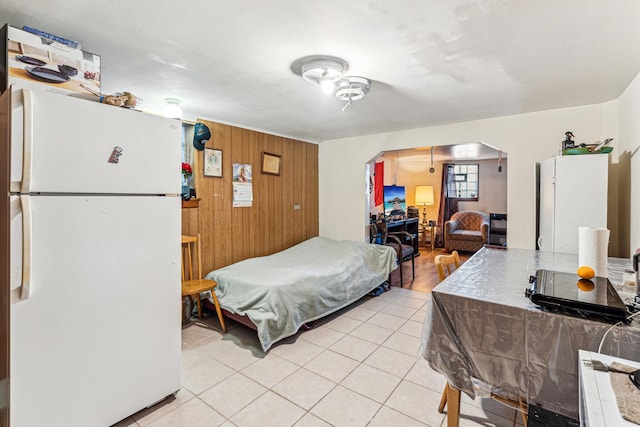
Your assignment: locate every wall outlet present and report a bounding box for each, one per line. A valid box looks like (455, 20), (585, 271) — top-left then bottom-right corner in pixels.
(293, 204), (301, 210)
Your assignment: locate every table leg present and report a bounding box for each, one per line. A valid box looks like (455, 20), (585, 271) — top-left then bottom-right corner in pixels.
(431, 226), (435, 251)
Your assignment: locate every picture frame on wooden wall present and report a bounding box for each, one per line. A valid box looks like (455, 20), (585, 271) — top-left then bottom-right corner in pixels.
(261, 152), (281, 176)
(204, 148), (223, 177)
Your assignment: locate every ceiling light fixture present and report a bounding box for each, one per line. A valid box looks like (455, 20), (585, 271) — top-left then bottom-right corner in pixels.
(335, 76), (371, 111)
(163, 98), (182, 119)
(292, 55), (349, 93)
(291, 55), (372, 110)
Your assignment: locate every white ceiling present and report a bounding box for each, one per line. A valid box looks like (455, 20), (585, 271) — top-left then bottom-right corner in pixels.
(3, 0), (640, 143)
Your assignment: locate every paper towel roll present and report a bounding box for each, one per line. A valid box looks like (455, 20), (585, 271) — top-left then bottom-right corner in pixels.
(578, 226), (610, 277)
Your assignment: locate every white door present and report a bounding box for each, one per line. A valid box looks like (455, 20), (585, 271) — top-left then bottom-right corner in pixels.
(10, 88), (182, 195)
(10, 194), (181, 427)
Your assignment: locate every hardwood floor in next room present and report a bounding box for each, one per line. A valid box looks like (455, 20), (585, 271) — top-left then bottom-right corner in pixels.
(388, 247), (471, 293)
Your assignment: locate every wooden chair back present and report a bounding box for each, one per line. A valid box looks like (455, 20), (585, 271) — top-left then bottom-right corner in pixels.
(368, 224), (379, 243)
(181, 234), (203, 281)
(369, 221), (416, 287)
(434, 250), (460, 282)
(180, 233), (227, 332)
(373, 222), (389, 243)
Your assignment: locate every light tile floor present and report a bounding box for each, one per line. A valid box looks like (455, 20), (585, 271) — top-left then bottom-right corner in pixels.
(113, 288), (526, 427)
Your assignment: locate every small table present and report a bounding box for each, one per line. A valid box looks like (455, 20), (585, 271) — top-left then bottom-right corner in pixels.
(419, 223), (436, 250)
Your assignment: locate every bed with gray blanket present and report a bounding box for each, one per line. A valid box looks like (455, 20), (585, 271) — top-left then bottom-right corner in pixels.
(205, 236), (397, 351)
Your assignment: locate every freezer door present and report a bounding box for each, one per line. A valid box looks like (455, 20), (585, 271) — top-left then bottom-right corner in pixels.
(10, 88), (182, 194)
(10, 195), (181, 427)
(553, 155), (608, 254)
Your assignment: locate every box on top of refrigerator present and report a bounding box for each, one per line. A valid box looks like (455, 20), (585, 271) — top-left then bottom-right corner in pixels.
(0, 24), (101, 100)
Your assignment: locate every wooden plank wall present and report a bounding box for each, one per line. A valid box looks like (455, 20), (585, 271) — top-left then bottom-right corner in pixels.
(190, 119), (318, 274)
(181, 206), (199, 237)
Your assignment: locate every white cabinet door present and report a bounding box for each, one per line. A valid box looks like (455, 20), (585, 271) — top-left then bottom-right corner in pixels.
(11, 88), (182, 195)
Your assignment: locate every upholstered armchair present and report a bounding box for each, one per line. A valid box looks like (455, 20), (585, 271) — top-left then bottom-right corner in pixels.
(444, 211), (489, 252)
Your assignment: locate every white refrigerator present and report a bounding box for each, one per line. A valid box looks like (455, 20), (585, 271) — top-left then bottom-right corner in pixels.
(2, 88), (182, 426)
(536, 154), (608, 253)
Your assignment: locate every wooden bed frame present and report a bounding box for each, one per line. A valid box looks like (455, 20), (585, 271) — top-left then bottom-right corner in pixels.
(200, 298), (257, 330)
(221, 308), (257, 330)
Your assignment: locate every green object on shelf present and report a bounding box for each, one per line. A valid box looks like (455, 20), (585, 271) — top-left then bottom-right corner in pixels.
(562, 147), (613, 155)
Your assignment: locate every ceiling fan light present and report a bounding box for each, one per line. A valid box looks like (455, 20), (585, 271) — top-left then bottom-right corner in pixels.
(335, 76), (371, 102)
(301, 58), (345, 84)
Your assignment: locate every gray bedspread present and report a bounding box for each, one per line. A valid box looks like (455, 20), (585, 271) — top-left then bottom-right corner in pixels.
(205, 236), (397, 351)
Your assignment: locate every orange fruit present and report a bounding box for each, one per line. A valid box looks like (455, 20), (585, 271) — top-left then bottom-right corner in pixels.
(577, 266), (595, 280)
(577, 279), (595, 292)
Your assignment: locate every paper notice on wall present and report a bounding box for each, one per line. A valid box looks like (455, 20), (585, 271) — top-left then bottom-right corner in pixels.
(232, 163), (253, 207)
(233, 182), (253, 207)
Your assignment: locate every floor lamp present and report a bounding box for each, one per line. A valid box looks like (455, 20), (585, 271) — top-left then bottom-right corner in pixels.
(415, 185), (434, 227)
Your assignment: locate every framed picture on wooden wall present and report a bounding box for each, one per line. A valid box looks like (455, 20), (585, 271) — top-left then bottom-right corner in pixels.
(261, 152), (281, 176)
(204, 148), (222, 177)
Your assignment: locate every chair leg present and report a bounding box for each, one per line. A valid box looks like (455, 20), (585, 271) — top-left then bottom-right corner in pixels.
(446, 383), (461, 427)
(210, 290), (227, 333)
(438, 383), (448, 413)
(194, 294), (203, 318)
(440, 382), (524, 427)
(399, 260), (404, 288)
(518, 397), (528, 427)
(411, 256), (415, 279)
(491, 394), (528, 427)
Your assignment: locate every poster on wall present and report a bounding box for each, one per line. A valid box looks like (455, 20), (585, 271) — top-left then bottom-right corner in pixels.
(232, 163), (253, 207)
(383, 185), (406, 221)
(204, 148), (222, 177)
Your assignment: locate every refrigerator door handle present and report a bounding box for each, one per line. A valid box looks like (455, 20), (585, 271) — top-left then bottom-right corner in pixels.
(21, 89), (33, 194)
(20, 195), (33, 300)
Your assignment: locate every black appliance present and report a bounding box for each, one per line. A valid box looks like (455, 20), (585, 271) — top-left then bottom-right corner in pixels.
(489, 213), (507, 246)
(525, 269), (629, 322)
